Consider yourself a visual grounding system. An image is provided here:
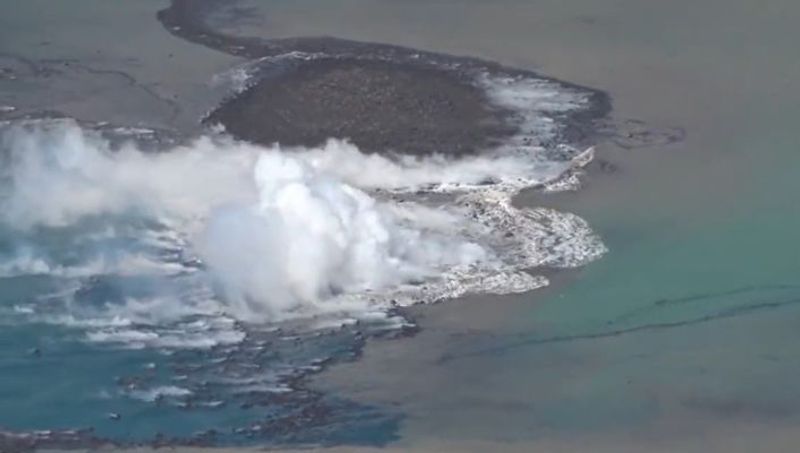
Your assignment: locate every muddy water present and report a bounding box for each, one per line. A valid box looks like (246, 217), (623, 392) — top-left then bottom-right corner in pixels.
(0, 0), (238, 130)
(251, 0), (800, 450)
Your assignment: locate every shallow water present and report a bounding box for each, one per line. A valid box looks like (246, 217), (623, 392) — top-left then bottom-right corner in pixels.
(0, 1), (614, 448)
(297, 0), (800, 449)
(0, 0), (238, 131)
(2, 0), (799, 450)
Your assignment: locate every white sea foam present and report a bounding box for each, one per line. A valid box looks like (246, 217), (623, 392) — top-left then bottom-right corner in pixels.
(87, 327), (245, 350)
(480, 73), (589, 147)
(0, 249), (187, 278)
(128, 385), (192, 402)
(210, 51), (324, 94)
(0, 118), (604, 349)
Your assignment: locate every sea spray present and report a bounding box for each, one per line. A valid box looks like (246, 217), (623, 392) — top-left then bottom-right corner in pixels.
(0, 119), (603, 331)
(0, 116), (605, 446)
(199, 151), (489, 321)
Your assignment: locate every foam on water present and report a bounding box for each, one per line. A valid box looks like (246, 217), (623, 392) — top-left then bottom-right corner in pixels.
(128, 385), (193, 403)
(0, 118), (602, 337)
(0, 61), (606, 440)
(210, 51), (324, 95)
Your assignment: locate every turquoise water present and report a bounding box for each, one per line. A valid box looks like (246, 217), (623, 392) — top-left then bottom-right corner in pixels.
(0, 327), (254, 439)
(0, 1), (403, 445)
(532, 111), (800, 333)
(293, 0), (800, 447)
(0, 259), (399, 443)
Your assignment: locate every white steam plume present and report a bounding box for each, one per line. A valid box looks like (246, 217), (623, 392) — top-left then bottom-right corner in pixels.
(2, 119), (542, 323)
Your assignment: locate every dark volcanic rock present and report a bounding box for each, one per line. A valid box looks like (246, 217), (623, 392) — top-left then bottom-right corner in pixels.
(206, 58), (514, 156)
(160, 0), (611, 156)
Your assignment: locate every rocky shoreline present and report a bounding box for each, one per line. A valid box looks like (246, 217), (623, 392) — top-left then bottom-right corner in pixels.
(205, 57), (514, 156)
(157, 0), (611, 156)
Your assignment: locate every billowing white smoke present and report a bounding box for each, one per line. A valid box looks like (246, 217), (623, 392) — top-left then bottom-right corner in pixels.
(0, 120), (256, 228)
(282, 139), (571, 192)
(198, 152), (487, 320)
(0, 120), (504, 322)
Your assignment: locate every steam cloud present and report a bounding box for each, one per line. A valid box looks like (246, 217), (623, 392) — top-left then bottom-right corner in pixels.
(0, 120), (513, 322)
(0, 118), (604, 333)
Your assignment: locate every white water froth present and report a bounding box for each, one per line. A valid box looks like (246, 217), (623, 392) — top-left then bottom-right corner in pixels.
(0, 119), (605, 350)
(128, 385), (193, 402)
(0, 249), (186, 278)
(210, 51), (324, 95)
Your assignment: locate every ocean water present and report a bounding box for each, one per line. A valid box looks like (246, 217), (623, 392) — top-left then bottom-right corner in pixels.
(5, 0), (797, 450)
(287, 0), (800, 449)
(0, 2), (611, 447)
(0, 120), (601, 444)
